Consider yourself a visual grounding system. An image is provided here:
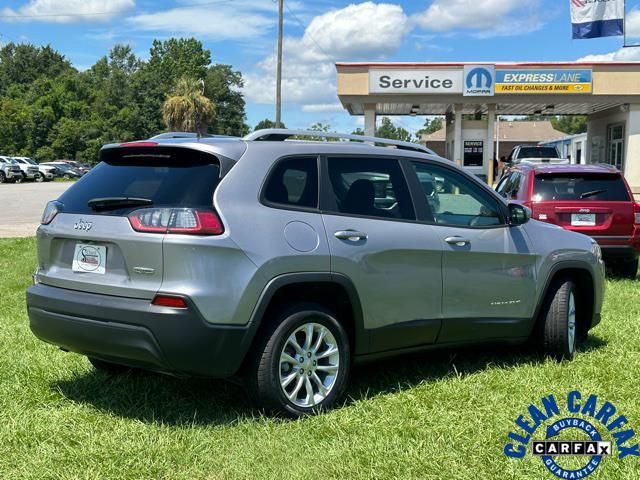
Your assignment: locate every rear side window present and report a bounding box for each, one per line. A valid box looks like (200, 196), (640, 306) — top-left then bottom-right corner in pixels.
(326, 157), (415, 221)
(263, 156), (318, 209)
(533, 174), (630, 201)
(58, 148), (221, 215)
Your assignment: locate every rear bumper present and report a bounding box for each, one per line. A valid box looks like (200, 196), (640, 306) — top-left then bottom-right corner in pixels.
(593, 235), (640, 262)
(26, 284), (256, 378)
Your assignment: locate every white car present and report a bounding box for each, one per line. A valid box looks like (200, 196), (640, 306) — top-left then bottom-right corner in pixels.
(12, 157), (56, 182)
(0, 156), (23, 183)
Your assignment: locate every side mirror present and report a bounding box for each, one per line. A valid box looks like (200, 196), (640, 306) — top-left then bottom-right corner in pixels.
(509, 203), (531, 225)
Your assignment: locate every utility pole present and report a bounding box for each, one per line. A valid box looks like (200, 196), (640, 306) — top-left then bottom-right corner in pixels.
(275, 0), (283, 128)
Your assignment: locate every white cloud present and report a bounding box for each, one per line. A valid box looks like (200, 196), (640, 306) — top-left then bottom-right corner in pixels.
(126, 0), (310, 41)
(127, 6), (273, 41)
(244, 2), (408, 107)
(302, 2), (408, 58)
(1, 0), (134, 23)
(626, 9), (640, 38)
(578, 48), (640, 62)
(412, 0), (542, 37)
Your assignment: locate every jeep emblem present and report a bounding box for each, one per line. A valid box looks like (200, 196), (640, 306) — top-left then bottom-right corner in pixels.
(74, 220), (93, 231)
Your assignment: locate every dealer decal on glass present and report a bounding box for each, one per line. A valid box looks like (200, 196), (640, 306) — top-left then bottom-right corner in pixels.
(504, 391), (638, 478)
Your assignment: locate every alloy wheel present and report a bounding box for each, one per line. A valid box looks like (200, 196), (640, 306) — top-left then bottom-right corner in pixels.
(278, 322), (340, 408)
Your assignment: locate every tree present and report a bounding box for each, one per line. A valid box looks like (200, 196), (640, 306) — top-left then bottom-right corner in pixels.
(134, 38), (212, 136)
(0, 42), (73, 93)
(0, 38), (249, 161)
(163, 77), (216, 134)
(305, 122), (338, 141)
(205, 64), (249, 136)
(254, 119), (285, 130)
(376, 117), (413, 142)
(551, 116), (587, 135)
(416, 117), (444, 137)
(351, 128), (365, 136)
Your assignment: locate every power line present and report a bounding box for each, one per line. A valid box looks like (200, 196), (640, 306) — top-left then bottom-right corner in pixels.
(0, 0), (235, 19)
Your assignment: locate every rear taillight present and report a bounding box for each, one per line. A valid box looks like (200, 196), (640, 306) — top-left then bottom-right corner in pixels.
(128, 208), (224, 235)
(152, 295), (187, 308)
(41, 200), (61, 225)
(635, 204), (640, 224)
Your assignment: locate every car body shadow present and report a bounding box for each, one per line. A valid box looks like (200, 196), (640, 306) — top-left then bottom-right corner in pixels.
(52, 335), (607, 426)
(347, 335), (607, 402)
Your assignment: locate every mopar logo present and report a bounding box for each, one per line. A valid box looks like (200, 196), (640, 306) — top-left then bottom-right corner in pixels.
(464, 65), (495, 97)
(74, 219), (93, 231)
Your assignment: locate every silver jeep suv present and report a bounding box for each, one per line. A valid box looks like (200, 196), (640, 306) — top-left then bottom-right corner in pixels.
(26, 130), (605, 416)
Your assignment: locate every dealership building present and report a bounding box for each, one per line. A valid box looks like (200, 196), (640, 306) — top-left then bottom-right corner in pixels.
(335, 62), (640, 196)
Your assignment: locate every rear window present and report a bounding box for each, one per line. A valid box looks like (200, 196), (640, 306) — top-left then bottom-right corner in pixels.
(58, 148), (221, 215)
(533, 173), (630, 202)
(517, 147), (559, 159)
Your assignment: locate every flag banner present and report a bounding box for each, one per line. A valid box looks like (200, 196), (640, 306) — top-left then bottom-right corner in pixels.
(571, 0), (624, 39)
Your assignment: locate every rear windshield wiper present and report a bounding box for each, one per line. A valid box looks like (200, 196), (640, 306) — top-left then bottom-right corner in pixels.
(88, 197), (153, 211)
(579, 189), (607, 199)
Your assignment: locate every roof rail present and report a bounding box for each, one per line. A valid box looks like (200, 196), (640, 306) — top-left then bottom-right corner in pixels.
(243, 129), (435, 155)
(149, 132), (237, 140)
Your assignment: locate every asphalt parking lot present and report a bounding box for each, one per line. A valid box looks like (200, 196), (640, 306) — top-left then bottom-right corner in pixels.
(0, 182), (72, 238)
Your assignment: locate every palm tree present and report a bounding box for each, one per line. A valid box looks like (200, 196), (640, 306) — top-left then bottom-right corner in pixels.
(162, 77), (215, 134)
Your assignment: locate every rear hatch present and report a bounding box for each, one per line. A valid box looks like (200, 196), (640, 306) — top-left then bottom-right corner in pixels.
(36, 145), (224, 299)
(531, 171), (634, 239)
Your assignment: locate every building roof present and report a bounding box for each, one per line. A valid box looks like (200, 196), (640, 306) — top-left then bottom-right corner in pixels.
(420, 121), (567, 143)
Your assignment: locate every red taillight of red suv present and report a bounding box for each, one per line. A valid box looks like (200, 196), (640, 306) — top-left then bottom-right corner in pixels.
(128, 208), (224, 235)
(635, 203), (640, 225)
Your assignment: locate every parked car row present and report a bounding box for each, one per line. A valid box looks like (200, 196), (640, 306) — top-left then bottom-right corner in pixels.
(0, 156), (91, 183)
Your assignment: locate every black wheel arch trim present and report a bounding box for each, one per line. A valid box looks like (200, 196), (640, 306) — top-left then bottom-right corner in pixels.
(248, 272), (368, 355)
(532, 260), (598, 333)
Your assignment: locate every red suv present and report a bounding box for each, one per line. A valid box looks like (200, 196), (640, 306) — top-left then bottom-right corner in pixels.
(497, 163), (640, 278)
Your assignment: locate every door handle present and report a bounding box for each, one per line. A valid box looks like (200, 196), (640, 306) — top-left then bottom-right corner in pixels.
(445, 236), (471, 247)
(335, 230), (368, 241)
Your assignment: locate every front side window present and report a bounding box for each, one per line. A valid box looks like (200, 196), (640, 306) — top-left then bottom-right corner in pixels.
(263, 156), (318, 209)
(496, 173), (514, 197)
(412, 161), (503, 227)
(326, 157), (415, 221)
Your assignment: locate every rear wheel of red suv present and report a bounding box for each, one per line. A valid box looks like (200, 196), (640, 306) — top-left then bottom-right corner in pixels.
(540, 278), (577, 361)
(247, 303), (351, 417)
(611, 259), (638, 279)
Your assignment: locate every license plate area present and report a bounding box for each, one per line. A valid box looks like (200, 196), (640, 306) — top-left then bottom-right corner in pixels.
(571, 213), (596, 226)
(72, 243), (107, 274)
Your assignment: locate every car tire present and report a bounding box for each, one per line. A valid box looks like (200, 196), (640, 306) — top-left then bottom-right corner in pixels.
(246, 303), (351, 417)
(540, 278), (577, 361)
(612, 259), (638, 280)
(34, 172), (44, 183)
(0, 171), (5, 184)
(88, 357), (132, 374)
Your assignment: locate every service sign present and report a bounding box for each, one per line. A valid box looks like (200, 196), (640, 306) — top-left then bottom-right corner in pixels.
(369, 69), (463, 94)
(495, 69), (592, 94)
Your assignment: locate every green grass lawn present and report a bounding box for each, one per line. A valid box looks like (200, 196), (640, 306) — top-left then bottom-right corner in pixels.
(1, 237), (639, 479)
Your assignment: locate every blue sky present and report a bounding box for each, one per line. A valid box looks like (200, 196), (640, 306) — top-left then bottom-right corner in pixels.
(2, 0), (640, 135)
